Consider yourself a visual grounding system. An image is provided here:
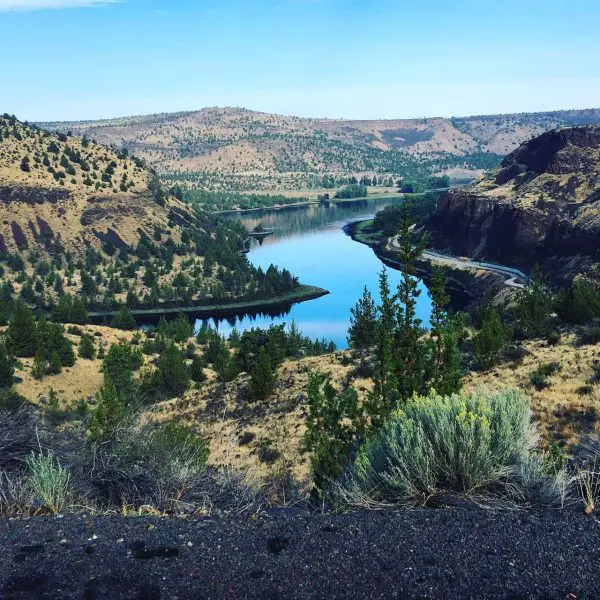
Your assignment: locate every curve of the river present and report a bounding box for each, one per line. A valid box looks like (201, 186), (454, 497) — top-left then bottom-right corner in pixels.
(202, 197), (432, 349)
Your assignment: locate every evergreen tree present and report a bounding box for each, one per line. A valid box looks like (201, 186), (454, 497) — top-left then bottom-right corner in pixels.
(0, 340), (15, 388)
(78, 335), (96, 359)
(248, 347), (275, 401)
(89, 379), (128, 440)
(7, 300), (37, 357)
(111, 306), (136, 330)
(31, 344), (47, 380)
(428, 266), (463, 395)
(154, 342), (190, 397)
(515, 267), (553, 337)
(347, 286), (378, 352)
(393, 207), (428, 400)
(47, 352), (62, 375)
(473, 306), (508, 370)
(303, 373), (363, 490)
(365, 268), (397, 429)
(189, 354), (206, 384)
(555, 277), (600, 325)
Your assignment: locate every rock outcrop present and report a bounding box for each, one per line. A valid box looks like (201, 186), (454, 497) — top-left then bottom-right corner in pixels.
(0, 116), (204, 257)
(427, 126), (600, 284)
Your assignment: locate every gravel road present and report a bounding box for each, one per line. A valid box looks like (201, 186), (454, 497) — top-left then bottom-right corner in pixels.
(1, 504), (599, 599)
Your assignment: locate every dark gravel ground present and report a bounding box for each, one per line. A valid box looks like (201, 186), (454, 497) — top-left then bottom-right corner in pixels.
(1, 503), (599, 600)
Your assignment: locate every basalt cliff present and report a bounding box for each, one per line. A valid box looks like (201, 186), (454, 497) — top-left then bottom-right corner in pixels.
(427, 126), (600, 284)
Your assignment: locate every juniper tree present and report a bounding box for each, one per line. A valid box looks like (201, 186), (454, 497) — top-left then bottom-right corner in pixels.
(428, 266), (464, 396)
(514, 267), (553, 337)
(365, 268), (397, 429)
(248, 346), (275, 401)
(0, 340), (15, 388)
(473, 306), (508, 370)
(348, 286), (378, 352)
(7, 300), (37, 357)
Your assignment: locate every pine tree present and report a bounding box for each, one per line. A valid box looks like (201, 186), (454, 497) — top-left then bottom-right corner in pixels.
(78, 335), (96, 359)
(7, 300), (37, 357)
(427, 266), (463, 395)
(303, 373), (363, 490)
(348, 286), (378, 352)
(47, 351), (62, 375)
(248, 347), (275, 401)
(111, 306), (137, 330)
(393, 206), (428, 400)
(89, 379), (128, 440)
(474, 306), (508, 370)
(31, 344), (47, 380)
(366, 268), (397, 429)
(515, 266), (553, 337)
(189, 354), (206, 384)
(0, 340), (15, 388)
(154, 342), (190, 397)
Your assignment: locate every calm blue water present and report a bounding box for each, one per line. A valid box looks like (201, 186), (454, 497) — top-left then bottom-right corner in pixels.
(199, 198), (432, 349)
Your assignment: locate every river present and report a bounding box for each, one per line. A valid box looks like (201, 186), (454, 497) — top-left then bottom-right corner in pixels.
(198, 196), (432, 349)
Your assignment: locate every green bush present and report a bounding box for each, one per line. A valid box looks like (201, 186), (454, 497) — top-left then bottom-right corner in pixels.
(556, 278), (600, 325)
(151, 342), (190, 398)
(26, 452), (71, 514)
(150, 422), (208, 483)
(337, 389), (545, 505)
(577, 326), (600, 346)
(473, 307), (508, 370)
(529, 362), (561, 391)
(248, 347), (275, 401)
(78, 335), (96, 359)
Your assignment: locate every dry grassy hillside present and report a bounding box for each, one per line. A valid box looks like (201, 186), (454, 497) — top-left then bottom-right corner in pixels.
(0, 114), (201, 256)
(40, 107), (600, 192)
(19, 322), (598, 491)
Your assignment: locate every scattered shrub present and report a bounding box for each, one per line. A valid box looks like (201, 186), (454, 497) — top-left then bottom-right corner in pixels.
(577, 325), (600, 346)
(529, 362), (561, 391)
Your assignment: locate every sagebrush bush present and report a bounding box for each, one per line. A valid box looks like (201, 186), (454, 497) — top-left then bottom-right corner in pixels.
(336, 389), (555, 506)
(86, 420), (209, 510)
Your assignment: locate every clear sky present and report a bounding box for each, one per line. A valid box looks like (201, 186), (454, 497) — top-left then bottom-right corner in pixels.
(2, 0), (600, 121)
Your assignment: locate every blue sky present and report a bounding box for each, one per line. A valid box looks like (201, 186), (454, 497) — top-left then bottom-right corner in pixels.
(2, 0), (600, 121)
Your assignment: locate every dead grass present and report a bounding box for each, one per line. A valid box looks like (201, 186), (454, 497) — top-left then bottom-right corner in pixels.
(464, 332), (600, 447)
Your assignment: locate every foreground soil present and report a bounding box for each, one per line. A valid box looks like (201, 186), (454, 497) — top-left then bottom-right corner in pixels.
(1, 504), (599, 599)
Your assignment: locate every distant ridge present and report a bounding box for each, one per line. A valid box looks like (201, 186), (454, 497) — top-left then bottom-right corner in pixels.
(38, 106), (600, 191)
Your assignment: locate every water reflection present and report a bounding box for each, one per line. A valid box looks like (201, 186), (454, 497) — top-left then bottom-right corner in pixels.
(201, 196), (433, 349)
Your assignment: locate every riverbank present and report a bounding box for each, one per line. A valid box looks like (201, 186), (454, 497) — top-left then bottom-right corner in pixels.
(87, 285), (329, 324)
(345, 219), (510, 311)
(212, 192), (407, 215)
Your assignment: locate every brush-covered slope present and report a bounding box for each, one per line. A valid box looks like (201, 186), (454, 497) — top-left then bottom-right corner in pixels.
(0, 114), (202, 256)
(0, 115), (302, 313)
(427, 126), (600, 283)
(39, 107), (600, 191)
